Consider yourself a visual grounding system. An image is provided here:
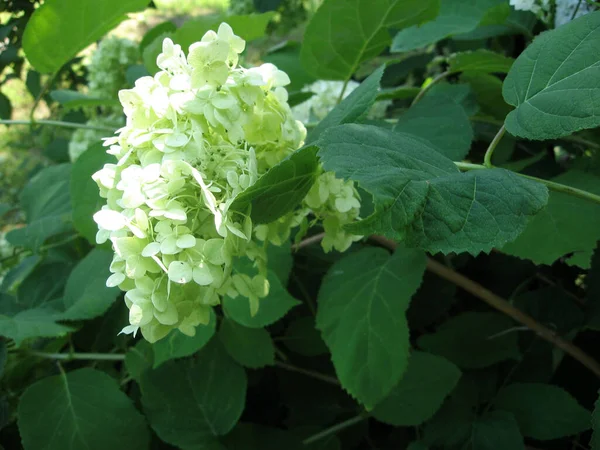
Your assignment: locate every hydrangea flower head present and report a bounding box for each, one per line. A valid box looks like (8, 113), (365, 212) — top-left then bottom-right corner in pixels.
(93, 25), (307, 343)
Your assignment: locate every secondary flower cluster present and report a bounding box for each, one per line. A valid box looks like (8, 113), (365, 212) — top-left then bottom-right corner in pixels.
(69, 37), (138, 161)
(93, 24), (362, 342)
(292, 79), (391, 124)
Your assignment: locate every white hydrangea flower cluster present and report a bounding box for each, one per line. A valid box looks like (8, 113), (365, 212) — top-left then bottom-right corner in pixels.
(68, 37), (138, 161)
(292, 80), (391, 124)
(69, 115), (125, 161)
(555, 0), (594, 27)
(509, 0), (551, 17)
(88, 36), (139, 105)
(93, 24), (360, 343)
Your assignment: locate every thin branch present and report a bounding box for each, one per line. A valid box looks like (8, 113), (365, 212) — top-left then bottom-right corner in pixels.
(302, 414), (367, 445)
(484, 124), (506, 167)
(28, 351), (126, 361)
(411, 71), (449, 106)
(337, 79), (350, 104)
(275, 361), (340, 386)
(0, 119), (115, 132)
(292, 232), (326, 251)
(371, 236), (600, 379)
(470, 116), (600, 150)
(455, 161), (600, 206)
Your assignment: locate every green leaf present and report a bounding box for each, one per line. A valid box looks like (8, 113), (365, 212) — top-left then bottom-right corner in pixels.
(175, 13), (274, 51)
(461, 72), (512, 120)
(471, 411), (525, 450)
(502, 171), (600, 269)
(223, 262), (300, 328)
(152, 309), (216, 368)
(267, 241), (293, 285)
(418, 312), (520, 369)
(448, 50), (514, 74)
(0, 340), (6, 378)
(0, 92), (12, 120)
(283, 316), (329, 357)
(140, 340), (247, 448)
(71, 143), (113, 243)
(230, 146), (319, 224)
(218, 318), (275, 368)
(15, 259), (72, 309)
(301, 0), (440, 80)
(307, 65), (385, 144)
(59, 249), (119, 321)
(407, 443), (429, 450)
(125, 340), (154, 381)
(225, 12), (276, 40)
(140, 21), (177, 54)
(391, 0), (505, 52)
(318, 124), (548, 255)
(0, 255), (41, 294)
(427, 83), (480, 116)
(6, 164), (73, 251)
(0, 301), (71, 346)
(22, 0), (151, 74)
(316, 247), (426, 408)
(394, 92), (473, 160)
(18, 368), (150, 450)
(503, 11), (600, 140)
(142, 32), (171, 75)
(50, 90), (120, 109)
(372, 352), (461, 426)
(493, 383), (591, 440)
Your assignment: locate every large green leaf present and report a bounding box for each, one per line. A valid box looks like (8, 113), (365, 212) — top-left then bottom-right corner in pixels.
(71, 143), (114, 244)
(471, 411), (525, 450)
(230, 146), (319, 224)
(140, 340), (247, 448)
(461, 72), (512, 120)
(175, 13), (275, 51)
(152, 309), (216, 368)
(218, 318), (275, 368)
(493, 383), (591, 440)
(6, 164), (73, 251)
(318, 124), (548, 255)
(417, 312), (520, 369)
(372, 352), (461, 426)
(18, 368), (149, 450)
(502, 171), (600, 269)
(301, 0), (439, 80)
(0, 92), (12, 119)
(393, 92), (473, 160)
(448, 50), (514, 75)
(59, 249), (119, 321)
(316, 247), (426, 408)
(307, 65), (385, 144)
(503, 12), (600, 140)
(23, 0), (151, 74)
(391, 0), (505, 53)
(0, 299), (71, 346)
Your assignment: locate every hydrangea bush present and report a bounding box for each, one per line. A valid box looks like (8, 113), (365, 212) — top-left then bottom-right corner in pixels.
(92, 24), (361, 342)
(6, 2), (600, 449)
